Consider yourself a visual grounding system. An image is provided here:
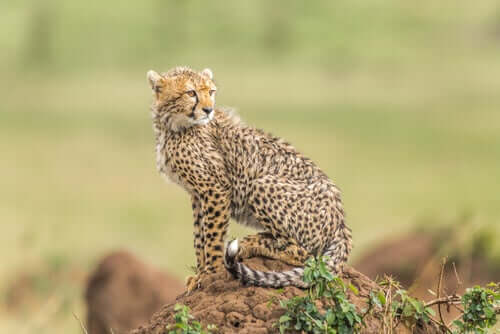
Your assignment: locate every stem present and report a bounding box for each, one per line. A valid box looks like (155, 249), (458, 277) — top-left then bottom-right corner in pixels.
(424, 296), (461, 308)
(437, 258), (446, 328)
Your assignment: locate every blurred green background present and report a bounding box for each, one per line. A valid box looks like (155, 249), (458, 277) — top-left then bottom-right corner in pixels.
(1, 0), (500, 333)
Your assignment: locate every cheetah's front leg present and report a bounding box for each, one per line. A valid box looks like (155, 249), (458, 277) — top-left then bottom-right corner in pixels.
(191, 195), (205, 271)
(186, 189), (230, 292)
(186, 195), (205, 290)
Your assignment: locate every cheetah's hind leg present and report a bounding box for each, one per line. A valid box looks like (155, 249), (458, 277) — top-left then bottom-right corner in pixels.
(230, 232), (309, 267)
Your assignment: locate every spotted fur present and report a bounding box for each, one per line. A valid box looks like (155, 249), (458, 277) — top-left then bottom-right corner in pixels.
(147, 66), (352, 290)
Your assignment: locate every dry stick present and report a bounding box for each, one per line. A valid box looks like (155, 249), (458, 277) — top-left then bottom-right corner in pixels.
(452, 262), (462, 287)
(73, 312), (89, 334)
(436, 257), (451, 332)
(424, 294), (463, 334)
(424, 296), (461, 308)
(382, 277), (394, 334)
(448, 262), (464, 314)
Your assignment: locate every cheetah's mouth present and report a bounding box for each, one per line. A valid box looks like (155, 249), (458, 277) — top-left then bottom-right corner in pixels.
(190, 111), (214, 125)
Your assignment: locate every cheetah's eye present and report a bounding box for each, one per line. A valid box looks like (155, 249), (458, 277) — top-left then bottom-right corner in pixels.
(209, 89), (216, 96)
(186, 90), (196, 97)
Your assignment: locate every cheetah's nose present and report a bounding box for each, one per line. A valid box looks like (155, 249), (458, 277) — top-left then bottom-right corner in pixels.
(202, 107), (213, 115)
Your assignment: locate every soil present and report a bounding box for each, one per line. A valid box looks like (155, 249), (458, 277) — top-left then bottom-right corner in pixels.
(85, 250), (184, 334)
(130, 257), (441, 334)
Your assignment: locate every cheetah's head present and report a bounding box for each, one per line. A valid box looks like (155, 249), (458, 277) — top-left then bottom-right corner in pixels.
(147, 66), (217, 132)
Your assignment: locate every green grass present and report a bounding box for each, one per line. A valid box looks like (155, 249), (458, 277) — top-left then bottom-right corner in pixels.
(1, 0), (500, 333)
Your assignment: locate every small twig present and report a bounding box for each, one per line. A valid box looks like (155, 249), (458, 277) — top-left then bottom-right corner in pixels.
(436, 257), (448, 331)
(384, 280), (394, 334)
(450, 302), (464, 313)
(452, 262), (462, 287)
(73, 312), (89, 334)
(424, 295), (461, 308)
(361, 295), (374, 320)
(450, 262), (463, 310)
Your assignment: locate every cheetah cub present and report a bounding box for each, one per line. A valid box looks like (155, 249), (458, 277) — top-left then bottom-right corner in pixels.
(147, 66), (352, 291)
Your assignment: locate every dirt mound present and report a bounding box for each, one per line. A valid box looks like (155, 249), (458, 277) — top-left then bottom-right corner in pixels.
(354, 229), (500, 323)
(354, 233), (436, 287)
(85, 250), (184, 334)
(354, 229), (500, 288)
(131, 257), (440, 334)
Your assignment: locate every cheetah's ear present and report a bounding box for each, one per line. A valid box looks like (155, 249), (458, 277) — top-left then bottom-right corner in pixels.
(147, 70), (165, 93)
(201, 68), (213, 80)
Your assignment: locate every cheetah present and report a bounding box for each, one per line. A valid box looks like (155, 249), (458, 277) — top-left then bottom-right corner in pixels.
(147, 66), (352, 291)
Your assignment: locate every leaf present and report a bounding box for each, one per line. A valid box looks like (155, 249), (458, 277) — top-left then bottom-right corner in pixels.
(409, 298), (423, 313)
(279, 315), (291, 323)
(348, 283), (359, 295)
(346, 312), (354, 326)
(326, 310), (335, 324)
(425, 307), (436, 317)
(484, 307), (493, 318)
(452, 319), (464, 330)
(377, 291), (386, 306)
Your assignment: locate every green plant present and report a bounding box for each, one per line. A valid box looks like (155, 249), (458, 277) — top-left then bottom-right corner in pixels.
(451, 283), (499, 334)
(391, 288), (436, 327)
(275, 257), (499, 334)
(166, 304), (216, 334)
(277, 256), (363, 334)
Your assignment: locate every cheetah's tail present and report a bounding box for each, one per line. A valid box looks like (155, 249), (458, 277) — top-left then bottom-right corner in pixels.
(224, 239), (309, 288)
(224, 225), (352, 288)
(322, 222), (353, 276)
